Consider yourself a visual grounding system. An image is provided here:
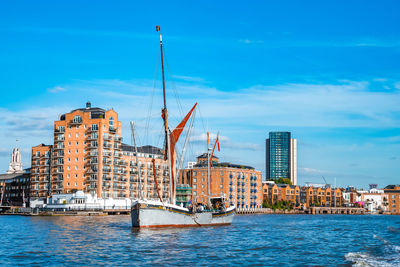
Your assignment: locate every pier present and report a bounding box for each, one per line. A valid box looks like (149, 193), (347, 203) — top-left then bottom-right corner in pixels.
(308, 207), (365, 215)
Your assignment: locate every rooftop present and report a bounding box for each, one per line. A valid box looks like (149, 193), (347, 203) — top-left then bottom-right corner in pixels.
(193, 161), (254, 170)
(59, 102), (107, 120)
(197, 153), (218, 159)
(121, 143), (163, 156)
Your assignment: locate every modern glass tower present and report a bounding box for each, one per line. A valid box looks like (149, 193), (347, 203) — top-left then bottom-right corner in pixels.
(266, 132), (297, 185)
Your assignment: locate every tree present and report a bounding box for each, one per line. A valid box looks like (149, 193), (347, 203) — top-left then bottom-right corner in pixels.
(273, 177), (292, 185)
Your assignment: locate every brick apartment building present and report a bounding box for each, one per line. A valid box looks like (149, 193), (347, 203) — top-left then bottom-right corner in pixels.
(179, 154), (263, 210)
(30, 102), (170, 203)
(384, 185), (400, 214)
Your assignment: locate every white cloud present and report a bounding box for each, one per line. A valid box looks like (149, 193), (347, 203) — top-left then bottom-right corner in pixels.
(173, 75), (205, 83)
(239, 39), (264, 44)
(47, 86), (66, 93)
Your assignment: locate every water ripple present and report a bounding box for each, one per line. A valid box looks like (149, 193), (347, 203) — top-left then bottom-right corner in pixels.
(1, 215), (400, 266)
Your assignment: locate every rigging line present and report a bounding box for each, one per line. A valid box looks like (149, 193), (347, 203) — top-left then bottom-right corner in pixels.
(144, 47), (160, 146)
(162, 45), (185, 118)
(196, 104), (208, 135)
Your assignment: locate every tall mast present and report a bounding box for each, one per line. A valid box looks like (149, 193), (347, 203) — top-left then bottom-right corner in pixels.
(130, 122), (143, 200)
(207, 132), (211, 207)
(157, 25), (174, 204)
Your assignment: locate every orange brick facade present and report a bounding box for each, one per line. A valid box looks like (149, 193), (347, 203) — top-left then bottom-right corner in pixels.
(384, 185), (400, 214)
(30, 103), (170, 201)
(180, 154), (263, 209)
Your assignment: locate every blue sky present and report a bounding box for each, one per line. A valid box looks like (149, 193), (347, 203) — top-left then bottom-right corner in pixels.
(0, 1), (399, 188)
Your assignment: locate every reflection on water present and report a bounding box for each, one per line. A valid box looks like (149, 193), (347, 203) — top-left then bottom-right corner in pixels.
(0, 214), (400, 266)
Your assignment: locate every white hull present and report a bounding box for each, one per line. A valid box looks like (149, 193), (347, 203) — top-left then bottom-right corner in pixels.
(131, 200), (235, 228)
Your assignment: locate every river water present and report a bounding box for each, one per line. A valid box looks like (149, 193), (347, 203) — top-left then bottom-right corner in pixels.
(0, 214), (399, 266)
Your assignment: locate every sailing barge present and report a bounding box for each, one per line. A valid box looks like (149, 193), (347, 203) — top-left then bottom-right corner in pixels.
(131, 26), (235, 228)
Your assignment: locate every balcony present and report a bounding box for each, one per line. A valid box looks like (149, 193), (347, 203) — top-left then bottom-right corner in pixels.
(103, 135), (112, 141)
(87, 135), (98, 141)
(88, 144), (98, 149)
(89, 152), (98, 157)
(87, 127), (98, 133)
(69, 119), (82, 125)
(103, 144), (112, 149)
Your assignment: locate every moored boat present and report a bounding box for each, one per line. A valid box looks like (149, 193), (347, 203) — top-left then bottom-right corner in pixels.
(131, 26), (235, 228)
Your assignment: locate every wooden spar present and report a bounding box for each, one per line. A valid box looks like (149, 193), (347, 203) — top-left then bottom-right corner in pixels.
(157, 26), (174, 204)
(207, 133), (220, 206)
(152, 159), (163, 203)
(209, 132), (219, 164)
(130, 122), (143, 200)
(207, 132), (211, 207)
(175, 108), (196, 185)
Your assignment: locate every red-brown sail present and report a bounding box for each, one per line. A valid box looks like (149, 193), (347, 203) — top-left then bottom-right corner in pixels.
(168, 103), (197, 196)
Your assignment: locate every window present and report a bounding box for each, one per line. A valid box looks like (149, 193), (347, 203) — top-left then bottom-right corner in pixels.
(76, 133), (79, 138)
(193, 178), (197, 183)
(73, 115), (82, 123)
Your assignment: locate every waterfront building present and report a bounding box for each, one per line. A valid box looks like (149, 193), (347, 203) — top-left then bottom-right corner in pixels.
(265, 132), (297, 185)
(358, 187), (388, 214)
(120, 144), (170, 200)
(383, 185), (400, 214)
(279, 184), (301, 207)
(0, 171), (30, 207)
(299, 186), (343, 209)
(0, 147), (30, 206)
(30, 102), (170, 207)
(342, 187), (359, 207)
(263, 182), (280, 205)
(30, 144), (52, 203)
(46, 190), (131, 210)
(179, 154), (263, 210)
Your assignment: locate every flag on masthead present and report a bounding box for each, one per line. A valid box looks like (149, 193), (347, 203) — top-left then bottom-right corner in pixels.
(156, 25), (161, 31)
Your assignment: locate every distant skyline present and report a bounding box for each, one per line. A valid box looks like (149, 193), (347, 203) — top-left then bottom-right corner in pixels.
(0, 1), (399, 188)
